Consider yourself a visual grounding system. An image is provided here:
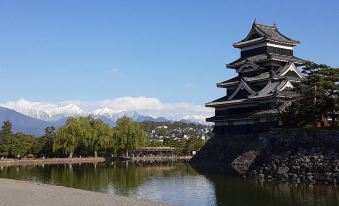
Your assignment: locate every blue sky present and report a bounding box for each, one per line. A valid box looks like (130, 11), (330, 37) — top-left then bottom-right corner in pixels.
(0, 0), (338, 107)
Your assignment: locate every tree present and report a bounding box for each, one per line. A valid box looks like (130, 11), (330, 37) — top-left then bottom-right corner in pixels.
(53, 117), (114, 158)
(281, 63), (339, 127)
(114, 117), (147, 157)
(9, 133), (36, 158)
(1, 121), (12, 138)
(41, 126), (56, 157)
(0, 121), (13, 157)
(53, 118), (79, 158)
(81, 117), (112, 157)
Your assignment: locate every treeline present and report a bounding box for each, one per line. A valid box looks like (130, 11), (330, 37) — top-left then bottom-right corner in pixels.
(0, 117), (147, 158)
(281, 63), (339, 127)
(0, 117), (207, 159)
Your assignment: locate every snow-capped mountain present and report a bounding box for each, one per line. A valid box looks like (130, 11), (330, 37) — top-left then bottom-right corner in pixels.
(93, 108), (138, 121)
(92, 108), (170, 124)
(178, 115), (209, 125)
(0, 99), (83, 121)
(1, 99), (209, 125)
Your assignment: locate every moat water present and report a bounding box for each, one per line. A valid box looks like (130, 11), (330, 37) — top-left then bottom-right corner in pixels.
(0, 162), (338, 206)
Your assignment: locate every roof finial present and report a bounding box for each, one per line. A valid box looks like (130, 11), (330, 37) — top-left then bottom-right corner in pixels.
(253, 18), (257, 24)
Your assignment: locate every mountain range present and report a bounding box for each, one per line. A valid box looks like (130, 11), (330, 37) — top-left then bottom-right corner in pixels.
(0, 102), (208, 136)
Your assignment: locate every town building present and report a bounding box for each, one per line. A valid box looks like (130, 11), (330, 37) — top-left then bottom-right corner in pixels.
(206, 21), (306, 134)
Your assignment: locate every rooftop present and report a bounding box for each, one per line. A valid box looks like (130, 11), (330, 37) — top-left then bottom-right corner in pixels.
(233, 21), (300, 48)
(227, 53), (306, 69)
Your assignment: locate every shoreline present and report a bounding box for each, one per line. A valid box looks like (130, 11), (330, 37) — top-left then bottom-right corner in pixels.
(0, 156), (193, 167)
(0, 157), (105, 167)
(122, 156), (192, 162)
(0, 178), (171, 206)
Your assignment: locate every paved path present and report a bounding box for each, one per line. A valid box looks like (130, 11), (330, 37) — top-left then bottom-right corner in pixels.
(0, 178), (172, 206)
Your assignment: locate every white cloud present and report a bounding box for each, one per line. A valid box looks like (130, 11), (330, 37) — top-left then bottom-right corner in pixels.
(107, 67), (120, 75)
(0, 97), (213, 120)
(185, 82), (193, 88)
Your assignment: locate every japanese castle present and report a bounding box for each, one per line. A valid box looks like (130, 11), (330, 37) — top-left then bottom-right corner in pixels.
(206, 21), (306, 135)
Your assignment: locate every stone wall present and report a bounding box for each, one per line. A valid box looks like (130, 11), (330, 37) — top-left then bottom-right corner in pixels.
(249, 128), (339, 184)
(191, 128), (339, 184)
(190, 133), (261, 174)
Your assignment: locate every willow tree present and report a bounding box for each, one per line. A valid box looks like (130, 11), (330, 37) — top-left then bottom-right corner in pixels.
(84, 117), (112, 157)
(53, 117), (80, 158)
(114, 117), (147, 157)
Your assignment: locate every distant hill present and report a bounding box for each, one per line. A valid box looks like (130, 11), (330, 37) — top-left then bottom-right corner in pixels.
(0, 106), (208, 137)
(0, 106), (56, 136)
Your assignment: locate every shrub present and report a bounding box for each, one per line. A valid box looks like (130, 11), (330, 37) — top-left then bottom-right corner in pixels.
(26, 154), (34, 159)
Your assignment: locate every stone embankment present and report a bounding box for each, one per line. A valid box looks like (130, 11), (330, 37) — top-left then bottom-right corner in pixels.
(190, 133), (260, 174)
(247, 129), (339, 184)
(0, 157), (105, 166)
(191, 128), (339, 185)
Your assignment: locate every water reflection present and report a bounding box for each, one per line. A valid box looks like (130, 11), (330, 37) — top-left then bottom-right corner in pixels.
(0, 162), (216, 205)
(0, 162), (338, 206)
(206, 174), (339, 206)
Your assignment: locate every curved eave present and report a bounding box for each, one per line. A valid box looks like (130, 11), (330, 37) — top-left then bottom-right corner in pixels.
(217, 82), (239, 88)
(217, 76), (270, 88)
(227, 55), (307, 69)
(233, 37), (265, 48)
(206, 95), (274, 108)
(233, 38), (299, 48)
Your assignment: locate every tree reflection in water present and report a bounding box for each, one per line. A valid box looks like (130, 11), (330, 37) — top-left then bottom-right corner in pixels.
(0, 162), (198, 196)
(204, 174), (339, 206)
(1, 162), (339, 206)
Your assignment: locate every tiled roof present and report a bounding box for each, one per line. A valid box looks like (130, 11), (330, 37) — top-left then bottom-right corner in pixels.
(207, 77), (298, 107)
(251, 79), (286, 98)
(255, 23), (299, 44)
(243, 72), (270, 82)
(233, 22), (300, 47)
(217, 76), (240, 87)
(251, 109), (279, 116)
(217, 72), (271, 87)
(227, 53), (306, 68)
(276, 62), (305, 78)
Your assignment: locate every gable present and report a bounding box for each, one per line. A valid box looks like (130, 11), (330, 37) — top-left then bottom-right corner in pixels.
(237, 62), (259, 73)
(279, 81), (294, 91)
(228, 80), (256, 100)
(280, 63), (304, 78)
(284, 70), (301, 78)
(247, 32), (262, 41)
(230, 88), (253, 100)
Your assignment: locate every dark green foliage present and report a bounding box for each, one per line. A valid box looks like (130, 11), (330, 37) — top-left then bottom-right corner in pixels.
(53, 117), (113, 158)
(0, 118), (205, 158)
(113, 117), (147, 156)
(26, 154), (34, 159)
(40, 127), (56, 157)
(0, 122), (39, 158)
(163, 137), (206, 156)
(1, 121), (12, 138)
(281, 63), (339, 127)
(52, 116), (147, 158)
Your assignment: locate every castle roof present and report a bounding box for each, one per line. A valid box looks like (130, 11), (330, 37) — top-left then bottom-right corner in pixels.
(207, 78), (297, 107)
(233, 22), (300, 48)
(217, 72), (270, 87)
(227, 53), (306, 69)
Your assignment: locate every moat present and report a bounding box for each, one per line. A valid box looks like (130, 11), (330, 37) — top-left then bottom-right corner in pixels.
(1, 162), (338, 206)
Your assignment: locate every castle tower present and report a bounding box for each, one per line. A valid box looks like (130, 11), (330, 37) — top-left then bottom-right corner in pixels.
(206, 21), (306, 135)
